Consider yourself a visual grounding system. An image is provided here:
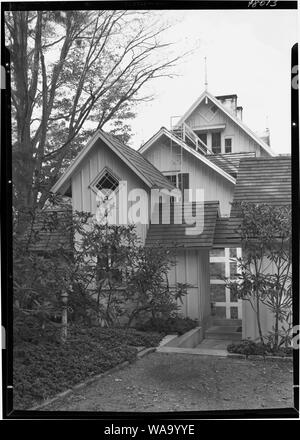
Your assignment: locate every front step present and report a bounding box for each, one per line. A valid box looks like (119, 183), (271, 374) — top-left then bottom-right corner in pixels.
(205, 325), (242, 341)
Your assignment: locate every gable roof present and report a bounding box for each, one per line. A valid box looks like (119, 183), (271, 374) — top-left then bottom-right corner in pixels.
(145, 201), (220, 248)
(174, 90), (276, 157)
(51, 129), (175, 195)
(139, 127), (236, 185)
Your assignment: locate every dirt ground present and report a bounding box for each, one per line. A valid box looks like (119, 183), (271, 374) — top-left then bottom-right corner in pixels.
(41, 352), (293, 412)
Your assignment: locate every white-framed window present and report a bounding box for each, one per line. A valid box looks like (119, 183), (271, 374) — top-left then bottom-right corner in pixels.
(224, 137), (233, 154)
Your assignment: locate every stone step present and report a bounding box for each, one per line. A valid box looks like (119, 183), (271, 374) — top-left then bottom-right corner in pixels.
(212, 319), (242, 327)
(205, 325), (242, 341)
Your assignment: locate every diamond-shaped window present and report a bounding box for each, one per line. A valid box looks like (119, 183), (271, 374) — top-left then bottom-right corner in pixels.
(91, 169), (119, 197)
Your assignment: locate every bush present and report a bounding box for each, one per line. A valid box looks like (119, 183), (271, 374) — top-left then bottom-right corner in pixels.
(71, 325), (163, 348)
(227, 339), (293, 357)
(13, 326), (163, 409)
(136, 316), (198, 335)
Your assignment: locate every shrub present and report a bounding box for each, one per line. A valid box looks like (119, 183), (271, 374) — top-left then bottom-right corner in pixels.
(136, 316), (198, 335)
(227, 339), (293, 357)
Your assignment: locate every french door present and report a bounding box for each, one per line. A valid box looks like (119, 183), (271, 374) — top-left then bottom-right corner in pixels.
(209, 247), (242, 319)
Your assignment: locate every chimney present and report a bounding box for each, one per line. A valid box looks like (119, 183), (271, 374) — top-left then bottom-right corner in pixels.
(237, 106), (243, 121)
(215, 94), (238, 115)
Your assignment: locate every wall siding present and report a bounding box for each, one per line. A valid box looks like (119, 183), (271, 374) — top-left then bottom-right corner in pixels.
(143, 139), (235, 216)
(185, 99), (268, 157)
(168, 249), (210, 324)
(71, 138), (150, 243)
(242, 255), (292, 341)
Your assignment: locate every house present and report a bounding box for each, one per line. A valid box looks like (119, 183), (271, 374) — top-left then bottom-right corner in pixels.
(50, 88), (291, 342)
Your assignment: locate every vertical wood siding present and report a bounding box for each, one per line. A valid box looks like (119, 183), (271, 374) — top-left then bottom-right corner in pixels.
(71, 138), (150, 243)
(143, 139), (235, 216)
(168, 249), (210, 323)
(242, 256), (292, 340)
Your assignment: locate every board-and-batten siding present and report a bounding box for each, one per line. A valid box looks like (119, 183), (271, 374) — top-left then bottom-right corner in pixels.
(168, 249), (210, 324)
(185, 100), (266, 157)
(143, 139), (235, 216)
(71, 138), (150, 243)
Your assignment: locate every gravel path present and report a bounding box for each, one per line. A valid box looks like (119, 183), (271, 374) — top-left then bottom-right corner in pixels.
(42, 352), (293, 412)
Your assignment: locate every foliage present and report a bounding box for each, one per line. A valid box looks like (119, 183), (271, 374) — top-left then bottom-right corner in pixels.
(226, 202), (292, 347)
(72, 325), (163, 348)
(227, 339), (293, 357)
(13, 205), (190, 340)
(5, 10), (184, 221)
(135, 316), (198, 335)
(14, 325), (153, 409)
(69, 211), (191, 327)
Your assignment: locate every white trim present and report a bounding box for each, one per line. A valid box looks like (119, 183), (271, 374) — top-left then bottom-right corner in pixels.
(139, 128), (236, 185)
(194, 124), (226, 132)
(175, 90), (276, 157)
(51, 130), (154, 195)
(209, 246), (243, 319)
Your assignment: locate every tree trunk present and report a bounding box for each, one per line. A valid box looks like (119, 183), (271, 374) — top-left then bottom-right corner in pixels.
(256, 294), (264, 344)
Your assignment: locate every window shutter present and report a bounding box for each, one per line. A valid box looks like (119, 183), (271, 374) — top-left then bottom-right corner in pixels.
(178, 173), (189, 201)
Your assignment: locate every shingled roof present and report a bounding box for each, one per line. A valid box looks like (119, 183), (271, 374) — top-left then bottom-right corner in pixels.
(213, 217), (241, 247)
(22, 201), (73, 253)
(51, 129), (174, 195)
(230, 156), (291, 216)
(146, 201), (219, 248)
(207, 152), (256, 178)
(213, 156), (292, 246)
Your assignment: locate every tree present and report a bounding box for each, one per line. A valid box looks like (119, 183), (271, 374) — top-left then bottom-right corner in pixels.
(226, 202), (292, 348)
(5, 10), (184, 227)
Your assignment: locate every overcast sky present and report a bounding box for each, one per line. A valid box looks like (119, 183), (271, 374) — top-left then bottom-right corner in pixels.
(128, 9), (297, 155)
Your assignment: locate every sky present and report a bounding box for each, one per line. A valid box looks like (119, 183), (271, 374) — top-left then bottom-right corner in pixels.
(128, 9), (298, 155)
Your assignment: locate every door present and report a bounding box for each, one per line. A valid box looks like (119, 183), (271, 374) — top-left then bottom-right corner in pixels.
(209, 247), (242, 319)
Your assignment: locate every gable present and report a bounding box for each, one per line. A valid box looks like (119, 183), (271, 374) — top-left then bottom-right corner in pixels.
(71, 138), (151, 214)
(141, 130), (235, 216)
(176, 91), (275, 157)
(140, 128), (235, 184)
(51, 130), (174, 197)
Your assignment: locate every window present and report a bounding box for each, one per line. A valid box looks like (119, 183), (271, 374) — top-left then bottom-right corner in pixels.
(211, 132), (221, 154)
(165, 174), (178, 187)
(210, 105), (218, 114)
(225, 138), (232, 153)
(90, 168), (119, 198)
(198, 133), (207, 147)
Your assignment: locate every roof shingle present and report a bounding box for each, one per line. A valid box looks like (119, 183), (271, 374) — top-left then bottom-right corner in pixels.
(146, 201), (219, 248)
(100, 131), (175, 190)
